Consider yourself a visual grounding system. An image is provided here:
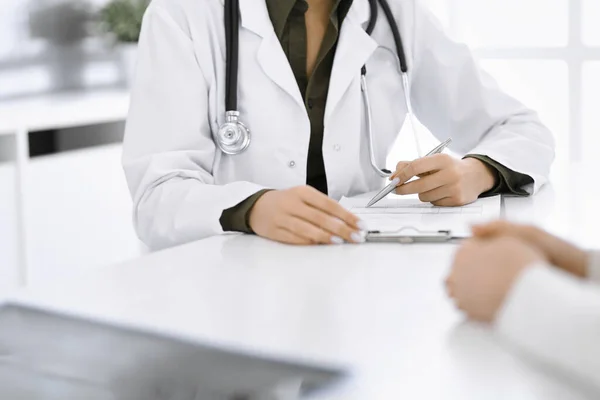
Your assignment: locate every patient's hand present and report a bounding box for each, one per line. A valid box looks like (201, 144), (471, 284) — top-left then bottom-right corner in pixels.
(472, 221), (589, 278)
(446, 236), (546, 322)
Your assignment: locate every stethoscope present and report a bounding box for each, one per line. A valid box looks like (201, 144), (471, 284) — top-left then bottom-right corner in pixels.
(216, 0), (418, 178)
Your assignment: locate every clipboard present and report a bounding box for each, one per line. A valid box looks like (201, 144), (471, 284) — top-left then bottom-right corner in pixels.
(365, 227), (467, 244)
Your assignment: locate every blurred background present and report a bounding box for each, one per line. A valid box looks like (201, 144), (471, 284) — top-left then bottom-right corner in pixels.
(0, 0), (146, 292)
(0, 0), (598, 293)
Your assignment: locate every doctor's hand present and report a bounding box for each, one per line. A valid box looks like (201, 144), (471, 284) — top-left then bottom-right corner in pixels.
(446, 236), (546, 322)
(472, 221), (589, 278)
(391, 155), (497, 206)
(248, 186), (366, 245)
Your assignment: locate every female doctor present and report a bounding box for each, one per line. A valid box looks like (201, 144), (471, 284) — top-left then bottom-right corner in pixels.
(123, 0), (555, 250)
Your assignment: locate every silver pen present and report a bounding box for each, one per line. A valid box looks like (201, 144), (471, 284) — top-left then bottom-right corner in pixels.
(366, 138), (453, 208)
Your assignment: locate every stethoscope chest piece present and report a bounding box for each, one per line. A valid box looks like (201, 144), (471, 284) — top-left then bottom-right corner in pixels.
(216, 111), (251, 155)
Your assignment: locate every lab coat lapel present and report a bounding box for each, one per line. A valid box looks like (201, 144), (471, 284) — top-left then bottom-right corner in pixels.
(238, 0), (305, 111)
(325, 0), (378, 122)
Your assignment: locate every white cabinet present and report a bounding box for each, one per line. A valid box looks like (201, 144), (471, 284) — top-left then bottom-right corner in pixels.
(25, 144), (143, 286)
(0, 161), (18, 292)
(0, 89), (136, 289)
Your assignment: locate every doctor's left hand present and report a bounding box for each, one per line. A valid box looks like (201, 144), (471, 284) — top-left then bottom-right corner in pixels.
(391, 155), (497, 206)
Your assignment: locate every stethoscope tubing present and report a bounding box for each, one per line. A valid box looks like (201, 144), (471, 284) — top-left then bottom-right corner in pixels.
(225, 0), (239, 112)
(219, 0), (413, 168)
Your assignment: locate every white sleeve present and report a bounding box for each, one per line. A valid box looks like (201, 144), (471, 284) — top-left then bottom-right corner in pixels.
(495, 264), (600, 389)
(587, 251), (600, 284)
(409, 2), (555, 194)
(122, 4), (265, 250)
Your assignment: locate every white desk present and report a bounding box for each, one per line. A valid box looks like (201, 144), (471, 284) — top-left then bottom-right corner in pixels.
(0, 90), (130, 286)
(7, 174), (600, 400)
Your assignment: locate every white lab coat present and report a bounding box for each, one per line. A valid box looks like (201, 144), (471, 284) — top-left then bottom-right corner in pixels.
(122, 0), (555, 250)
(495, 252), (600, 391)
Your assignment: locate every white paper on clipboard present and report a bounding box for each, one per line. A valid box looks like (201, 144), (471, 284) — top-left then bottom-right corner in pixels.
(340, 194), (501, 237)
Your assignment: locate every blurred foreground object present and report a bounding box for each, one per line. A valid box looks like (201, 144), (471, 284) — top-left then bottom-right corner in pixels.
(0, 302), (345, 400)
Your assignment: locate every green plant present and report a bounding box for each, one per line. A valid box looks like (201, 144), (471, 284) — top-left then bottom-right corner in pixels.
(100, 0), (149, 43)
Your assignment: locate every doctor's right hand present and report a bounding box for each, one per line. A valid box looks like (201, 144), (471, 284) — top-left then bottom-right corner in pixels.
(248, 186), (366, 245)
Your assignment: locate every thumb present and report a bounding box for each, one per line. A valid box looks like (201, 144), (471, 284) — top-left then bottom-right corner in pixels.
(471, 221), (506, 237)
(471, 224), (491, 237)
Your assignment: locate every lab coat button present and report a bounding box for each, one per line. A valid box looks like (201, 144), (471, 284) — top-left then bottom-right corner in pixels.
(288, 160), (296, 168)
(333, 144), (341, 151)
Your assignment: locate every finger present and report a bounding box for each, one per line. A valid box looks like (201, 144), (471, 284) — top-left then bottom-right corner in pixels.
(391, 163), (431, 182)
(393, 154), (454, 184)
(428, 197), (455, 207)
(471, 220), (510, 237)
(390, 161), (411, 181)
(291, 205), (361, 243)
(449, 296), (463, 311)
(461, 237), (484, 249)
(273, 228), (313, 245)
(283, 216), (341, 245)
(472, 220), (532, 239)
(447, 286), (455, 298)
(395, 161), (411, 170)
(391, 162), (417, 182)
(395, 169), (452, 196)
(445, 277), (455, 297)
(299, 187), (362, 231)
(418, 184), (453, 203)
(431, 196), (473, 207)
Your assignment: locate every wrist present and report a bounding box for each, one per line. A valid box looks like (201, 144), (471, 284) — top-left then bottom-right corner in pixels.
(248, 190), (274, 233)
(534, 230), (589, 278)
(567, 248), (590, 278)
(462, 158), (497, 194)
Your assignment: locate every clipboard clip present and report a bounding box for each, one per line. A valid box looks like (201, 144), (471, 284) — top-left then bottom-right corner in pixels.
(366, 226), (462, 244)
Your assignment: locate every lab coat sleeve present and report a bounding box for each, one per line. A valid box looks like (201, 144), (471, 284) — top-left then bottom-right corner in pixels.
(495, 263), (600, 390)
(122, 4), (265, 250)
(409, 1), (555, 194)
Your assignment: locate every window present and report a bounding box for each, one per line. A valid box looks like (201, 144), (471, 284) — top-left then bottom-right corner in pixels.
(583, 62), (600, 163)
(418, 0), (600, 171)
(583, 0), (600, 46)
